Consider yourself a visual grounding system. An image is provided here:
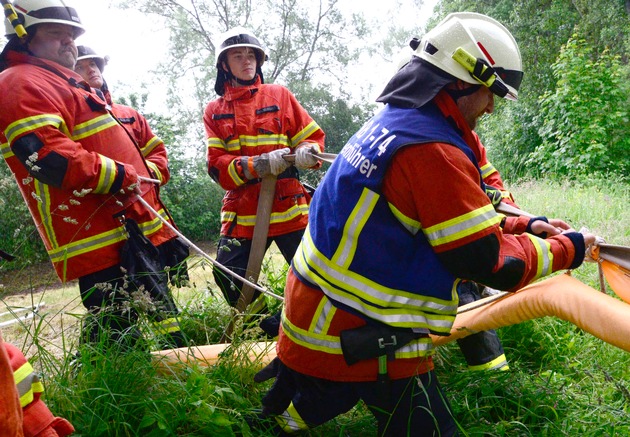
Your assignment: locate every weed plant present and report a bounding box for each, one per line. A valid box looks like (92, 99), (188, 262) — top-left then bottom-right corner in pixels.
(1, 179), (629, 435)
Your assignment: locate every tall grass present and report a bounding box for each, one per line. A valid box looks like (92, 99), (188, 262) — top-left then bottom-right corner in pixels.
(1, 179), (629, 436)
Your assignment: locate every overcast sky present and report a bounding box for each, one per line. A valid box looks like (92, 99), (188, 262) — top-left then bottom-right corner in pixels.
(73, 0), (438, 113)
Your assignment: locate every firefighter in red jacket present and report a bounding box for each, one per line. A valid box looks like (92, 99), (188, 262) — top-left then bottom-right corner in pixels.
(0, 0), (185, 349)
(204, 27), (325, 319)
(253, 13), (596, 435)
(74, 46), (172, 189)
(1, 332), (74, 437)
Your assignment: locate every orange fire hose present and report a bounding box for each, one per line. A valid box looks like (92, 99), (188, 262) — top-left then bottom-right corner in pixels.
(431, 273), (630, 352)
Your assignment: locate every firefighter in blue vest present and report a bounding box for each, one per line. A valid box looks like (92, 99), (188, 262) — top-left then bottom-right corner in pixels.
(251, 12), (596, 436)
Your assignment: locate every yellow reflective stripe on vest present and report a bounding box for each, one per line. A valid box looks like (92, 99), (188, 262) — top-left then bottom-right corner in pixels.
(48, 210), (168, 263)
(294, 232), (457, 332)
(238, 133), (290, 148)
(221, 203), (308, 228)
(14, 361), (44, 408)
(424, 204), (501, 247)
(333, 188), (378, 269)
(1, 141), (14, 158)
(290, 120), (320, 146)
(388, 202), (421, 236)
(283, 306), (435, 358)
(94, 154), (118, 194)
(526, 233), (553, 281)
(71, 114), (118, 141)
(33, 179), (58, 248)
(4, 114), (66, 143)
(141, 136), (162, 157)
(49, 225), (127, 262)
(282, 310), (343, 355)
(309, 295), (337, 334)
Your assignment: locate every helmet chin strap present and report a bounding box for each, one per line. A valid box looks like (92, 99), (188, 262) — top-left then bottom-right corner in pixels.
(224, 64), (261, 87)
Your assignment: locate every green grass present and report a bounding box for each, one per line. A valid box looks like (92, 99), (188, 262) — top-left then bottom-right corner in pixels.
(1, 178), (629, 436)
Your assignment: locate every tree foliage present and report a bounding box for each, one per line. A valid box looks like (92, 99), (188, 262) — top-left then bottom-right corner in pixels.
(532, 36), (630, 178)
(434, 0), (630, 181)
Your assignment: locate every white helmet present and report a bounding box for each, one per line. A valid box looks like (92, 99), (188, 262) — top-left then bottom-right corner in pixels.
(416, 12), (523, 100)
(214, 26), (268, 67)
(5, 0), (84, 37)
(76, 45), (107, 72)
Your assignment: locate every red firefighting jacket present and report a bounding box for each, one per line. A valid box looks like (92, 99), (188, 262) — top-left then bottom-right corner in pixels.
(473, 131), (518, 206)
(0, 51), (177, 282)
(277, 90), (583, 381)
(103, 90), (170, 186)
(204, 76), (325, 239)
(1, 335), (74, 437)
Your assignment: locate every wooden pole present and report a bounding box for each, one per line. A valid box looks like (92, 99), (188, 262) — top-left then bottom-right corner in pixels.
(222, 174), (277, 341)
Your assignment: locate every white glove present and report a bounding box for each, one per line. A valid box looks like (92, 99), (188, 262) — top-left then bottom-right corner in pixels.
(295, 143), (320, 169)
(267, 147), (291, 176)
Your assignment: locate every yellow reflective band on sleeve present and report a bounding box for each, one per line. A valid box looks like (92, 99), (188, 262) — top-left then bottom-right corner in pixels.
(526, 233), (553, 281)
(71, 114), (119, 141)
(468, 354), (509, 372)
(152, 317), (181, 334)
(146, 161), (163, 184)
(276, 402), (309, 433)
(4, 114), (65, 143)
(14, 361), (44, 408)
(141, 136), (163, 157)
(94, 154), (118, 194)
(206, 136), (229, 150)
(333, 188), (378, 269)
(424, 204), (502, 247)
(480, 162), (497, 179)
(291, 121), (321, 146)
(227, 159), (248, 186)
(388, 202), (421, 235)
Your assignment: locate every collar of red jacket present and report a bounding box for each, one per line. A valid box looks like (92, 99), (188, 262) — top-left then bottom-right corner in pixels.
(6, 49), (83, 81)
(222, 74), (263, 102)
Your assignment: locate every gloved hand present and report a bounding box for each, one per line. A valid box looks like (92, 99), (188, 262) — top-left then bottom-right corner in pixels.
(580, 227), (604, 262)
(294, 143), (320, 169)
(253, 148), (291, 177)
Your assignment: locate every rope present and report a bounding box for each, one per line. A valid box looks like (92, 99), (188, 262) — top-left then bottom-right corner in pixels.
(135, 194), (284, 303)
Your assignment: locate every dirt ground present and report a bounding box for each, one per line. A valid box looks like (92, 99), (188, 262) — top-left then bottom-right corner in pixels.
(0, 241), (285, 359)
(0, 241), (220, 359)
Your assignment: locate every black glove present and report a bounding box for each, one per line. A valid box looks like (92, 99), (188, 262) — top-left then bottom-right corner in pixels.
(254, 356), (282, 383)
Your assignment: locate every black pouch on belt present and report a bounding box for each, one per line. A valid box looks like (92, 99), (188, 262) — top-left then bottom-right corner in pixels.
(339, 323), (419, 366)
